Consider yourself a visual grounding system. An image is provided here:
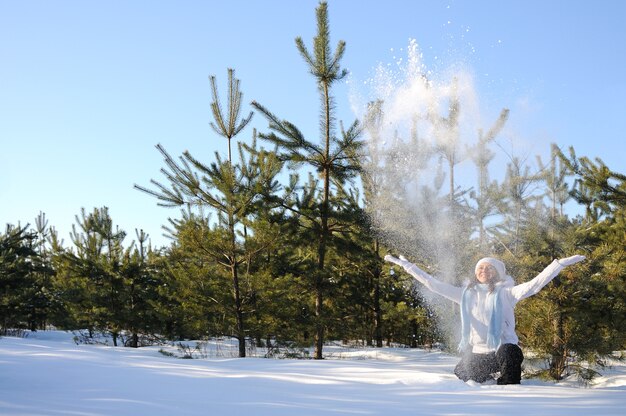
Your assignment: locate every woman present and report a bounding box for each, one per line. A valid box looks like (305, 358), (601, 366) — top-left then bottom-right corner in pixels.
(384, 254), (585, 384)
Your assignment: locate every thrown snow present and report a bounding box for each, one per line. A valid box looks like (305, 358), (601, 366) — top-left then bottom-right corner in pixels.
(1, 331), (624, 415)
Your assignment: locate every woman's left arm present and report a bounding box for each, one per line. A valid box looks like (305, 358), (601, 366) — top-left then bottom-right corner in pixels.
(510, 255), (586, 301)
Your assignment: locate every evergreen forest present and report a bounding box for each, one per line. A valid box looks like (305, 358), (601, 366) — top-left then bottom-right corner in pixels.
(2, 2), (624, 382)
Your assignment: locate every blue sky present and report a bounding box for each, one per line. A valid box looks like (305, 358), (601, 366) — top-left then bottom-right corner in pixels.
(2, 0), (625, 248)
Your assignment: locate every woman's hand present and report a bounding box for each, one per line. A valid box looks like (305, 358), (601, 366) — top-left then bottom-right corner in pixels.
(558, 255), (586, 267)
(384, 254), (412, 270)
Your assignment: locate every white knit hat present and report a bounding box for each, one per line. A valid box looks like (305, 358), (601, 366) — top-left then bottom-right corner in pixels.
(475, 257), (506, 281)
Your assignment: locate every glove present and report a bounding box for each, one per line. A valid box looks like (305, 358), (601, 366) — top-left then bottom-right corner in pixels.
(557, 255), (586, 267)
(384, 254), (413, 271)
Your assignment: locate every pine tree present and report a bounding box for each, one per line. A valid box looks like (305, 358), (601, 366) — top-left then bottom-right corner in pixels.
(557, 147), (626, 356)
(251, 1), (362, 359)
(500, 146), (626, 381)
(491, 156), (544, 255)
(24, 212), (56, 330)
(0, 224), (39, 332)
(122, 229), (165, 348)
(556, 146), (626, 216)
(360, 100), (439, 347)
(136, 68), (281, 356)
(54, 207), (165, 346)
(469, 109), (509, 250)
(360, 100), (387, 347)
(428, 77), (461, 206)
(161, 211), (232, 339)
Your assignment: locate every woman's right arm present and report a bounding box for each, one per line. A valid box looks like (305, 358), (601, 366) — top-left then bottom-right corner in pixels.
(384, 255), (463, 303)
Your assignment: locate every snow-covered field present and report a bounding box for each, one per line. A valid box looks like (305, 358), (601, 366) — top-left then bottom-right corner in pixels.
(1, 331), (625, 415)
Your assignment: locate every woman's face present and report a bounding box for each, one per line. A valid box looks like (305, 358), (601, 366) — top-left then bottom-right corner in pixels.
(475, 262), (497, 283)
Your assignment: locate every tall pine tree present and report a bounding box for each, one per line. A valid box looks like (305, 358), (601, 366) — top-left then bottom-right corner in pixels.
(252, 1), (362, 359)
(136, 70), (282, 357)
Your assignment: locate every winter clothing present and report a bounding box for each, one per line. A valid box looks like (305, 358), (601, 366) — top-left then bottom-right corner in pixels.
(475, 257), (506, 281)
(454, 343), (524, 384)
(384, 254), (585, 384)
(496, 343), (525, 384)
(459, 282), (506, 352)
(395, 257), (566, 353)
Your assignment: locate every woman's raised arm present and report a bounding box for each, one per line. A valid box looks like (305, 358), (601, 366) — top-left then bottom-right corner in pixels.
(385, 255), (463, 303)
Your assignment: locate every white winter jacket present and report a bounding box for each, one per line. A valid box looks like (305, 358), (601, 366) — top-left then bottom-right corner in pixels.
(405, 260), (565, 353)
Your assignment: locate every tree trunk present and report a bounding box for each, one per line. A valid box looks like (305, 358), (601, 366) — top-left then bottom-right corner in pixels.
(314, 241), (325, 360)
(550, 311), (566, 380)
(374, 281), (383, 348)
(314, 81), (332, 360)
(314, 298), (324, 359)
(410, 320), (418, 348)
(549, 277), (566, 380)
(232, 262), (246, 358)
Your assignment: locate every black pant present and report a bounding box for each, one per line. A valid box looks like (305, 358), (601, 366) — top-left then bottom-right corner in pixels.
(454, 343), (524, 384)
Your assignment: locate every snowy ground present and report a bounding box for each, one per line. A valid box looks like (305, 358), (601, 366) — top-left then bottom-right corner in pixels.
(1, 331), (625, 415)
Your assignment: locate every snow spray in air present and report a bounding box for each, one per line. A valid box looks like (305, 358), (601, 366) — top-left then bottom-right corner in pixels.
(352, 39), (506, 348)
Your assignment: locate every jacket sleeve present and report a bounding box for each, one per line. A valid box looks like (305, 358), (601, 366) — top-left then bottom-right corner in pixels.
(509, 259), (564, 302)
(404, 264), (463, 304)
